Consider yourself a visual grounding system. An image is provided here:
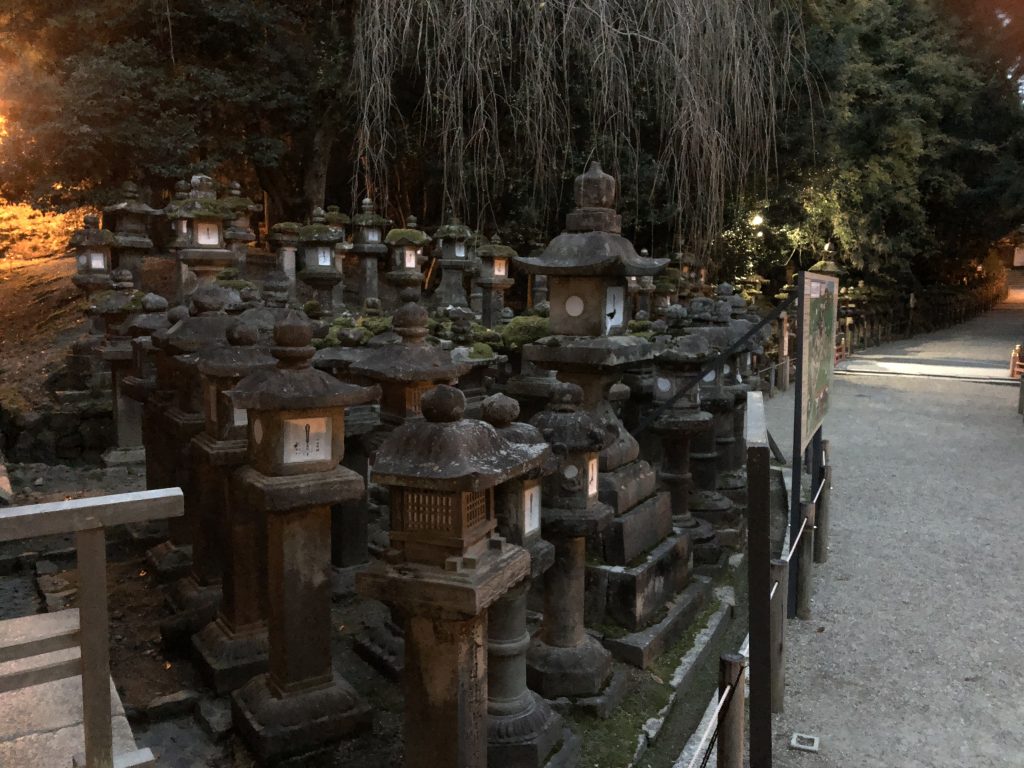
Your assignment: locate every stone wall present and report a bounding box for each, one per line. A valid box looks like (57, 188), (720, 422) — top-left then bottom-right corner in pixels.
(0, 398), (114, 466)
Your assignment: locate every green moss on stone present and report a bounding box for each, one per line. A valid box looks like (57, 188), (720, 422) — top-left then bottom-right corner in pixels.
(500, 315), (550, 350)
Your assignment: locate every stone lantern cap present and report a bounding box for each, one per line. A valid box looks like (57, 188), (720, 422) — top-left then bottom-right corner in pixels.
(384, 215), (431, 247)
(481, 393), (546, 446)
(656, 333), (712, 367)
(162, 175), (232, 221)
(120, 293), (171, 337)
(93, 269), (142, 316)
(514, 161), (667, 277)
(152, 285), (239, 355)
(325, 205), (351, 227)
(219, 181), (262, 217)
(230, 312), (380, 411)
(433, 213), (472, 242)
(529, 382), (612, 455)
(349, 295), (472, 383)
(372, 385), (547, 492)
(269, 221), (302, 244)
(477, 235), (517, 262)
(351, 197), (389, 229)
(809, 258), (843, 277)
(69, 214), (116, 249)
(196, 321), (275, 378)
(104, 181), (158, 218)
(299, 208), (343, 244)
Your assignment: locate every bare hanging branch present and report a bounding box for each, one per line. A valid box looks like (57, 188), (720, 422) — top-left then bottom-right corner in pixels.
(352, 0), (805, 254)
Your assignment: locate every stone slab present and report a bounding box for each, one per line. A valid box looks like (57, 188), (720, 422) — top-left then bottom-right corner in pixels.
(601, 577), (713, 668)
(602, 492), (672, 566)
(597, 460), (657, 515)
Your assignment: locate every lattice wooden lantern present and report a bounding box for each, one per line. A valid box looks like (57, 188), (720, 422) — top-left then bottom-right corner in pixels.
(372, 385), (547, 569)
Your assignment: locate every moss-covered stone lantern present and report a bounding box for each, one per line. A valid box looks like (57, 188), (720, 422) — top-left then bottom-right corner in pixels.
(229, 313), (379, 762)
(349, 197), (389, 309)
(219, 181), (262, 264)
(383, 215), (430, 312)
(103, 181), (157, 286)
(70, 213), (116, 301)
(297, 207), (344, 316)
(476, 234), (517, 329)
(358, 385), (542, 768)
(166, 175), (235, 291)
(433, 213), (474, 309)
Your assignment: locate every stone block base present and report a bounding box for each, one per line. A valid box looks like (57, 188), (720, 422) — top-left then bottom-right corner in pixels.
(192, 619), (269, 695)
(488, 691), (565, 768)
(548, 667), (628, 720)
(145, 540), (192, 582)
(601, 577), (713, 668)
(586, 534), (691, 631)
(232, 672), (371, 764)
(330, 563), (367, 598)
(101, 446), (146, 467)
(353, 620), (404, 679)
(601, 492), (672, 565)
(168, 575), (221, 614)
(526, 634), (611, 700)
(159, 602), (219, 652)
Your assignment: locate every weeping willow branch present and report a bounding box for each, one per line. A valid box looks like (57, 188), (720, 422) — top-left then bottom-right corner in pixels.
(352, 0), (805, 255)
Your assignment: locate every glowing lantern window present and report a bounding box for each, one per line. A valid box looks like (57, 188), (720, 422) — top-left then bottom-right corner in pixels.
(493, 258), (508, 277)
(196, 221), (220, 245)
(523, 482), (541, 536)
(282, 417), (331, 465)
(587, 457), (599, 498)
(316, 246), (333, 267)
(404, 247), (419, 269)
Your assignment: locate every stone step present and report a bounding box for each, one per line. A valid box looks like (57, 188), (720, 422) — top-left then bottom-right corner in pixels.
(601, 576), (713, 668)
(601, 492), (672, 566)
(585, 534), (691, 632)
(597, 460), (657, 515)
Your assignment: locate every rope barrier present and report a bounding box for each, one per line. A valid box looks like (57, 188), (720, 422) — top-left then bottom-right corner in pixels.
(686, 663), (746, 768)
(783, 516), (809, 563)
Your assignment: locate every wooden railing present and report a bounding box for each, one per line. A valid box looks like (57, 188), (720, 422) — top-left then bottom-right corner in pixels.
(0, 488), (184, 768)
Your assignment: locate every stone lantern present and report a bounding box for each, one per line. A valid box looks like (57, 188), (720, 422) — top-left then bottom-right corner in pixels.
(219, 181), (262, 265)
(297, 207), (344, 315)
(229, 313), (380, 762)
(102, 181), (157, 286)
(383, 216), (431, 312)
(349, 289), (472, 428)
(70, 213), (115, 301)
(166, 175), (235, 293)
(168, 323), (275, 626)
(514, 162), (688, 654)
(349, 197), (389, 309)
(476, 234), (516, 329)
(480, 394), (578, 768)
(358, 385), (543, 768)
(526, 382), (614, 699)
(433, 212), (473, 309)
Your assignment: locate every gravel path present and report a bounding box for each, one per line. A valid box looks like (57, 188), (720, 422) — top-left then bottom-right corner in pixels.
(762, 276), (1024, 768)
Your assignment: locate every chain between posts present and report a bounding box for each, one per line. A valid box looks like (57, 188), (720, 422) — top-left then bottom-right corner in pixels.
(631, 292), (798, 438)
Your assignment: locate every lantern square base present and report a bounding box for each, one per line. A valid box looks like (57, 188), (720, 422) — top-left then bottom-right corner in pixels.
(526, 633), (612, 700)
(192, 618), (269, 695)
(231, 672), (371, 764)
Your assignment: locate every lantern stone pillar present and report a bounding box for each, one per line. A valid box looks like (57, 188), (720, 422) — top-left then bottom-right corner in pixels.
(358, 385), (543, 768)
(526, 383), (614, 700)
(297, 208), (344, 316)
(433, 214), (473, 309)
(165, 323), (274, 638)
(349, 197), (389, 310)
(481, 394), (580, 768)
(229, 314), (379, 762)
(477, 235), (516, 329)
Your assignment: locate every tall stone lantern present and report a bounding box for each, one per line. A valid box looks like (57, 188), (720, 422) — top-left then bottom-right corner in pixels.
(103, 181), (157, 286)
(219, 181), (262, 265)
(383, 216), (430, 312)
(229, 313), (380, 762)
(515, 161), (687, 651)
(349, 197), (389, 310)
(358, 385), (544, 768)
(297, 207), (344, 315)
(433, 212), (473, 309)
(476, 235), (516, 329)
(70, 213), (116, 307)
(527, 382), (614, 699)
(480, 394), (579, 768)
(166, 175), (235, 292)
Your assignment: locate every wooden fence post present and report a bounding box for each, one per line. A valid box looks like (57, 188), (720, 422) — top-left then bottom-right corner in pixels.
(796, 502), (816, 620)
(770, 558), (788, 714)
(718, 653), (745, 768)
(77, 526), (113, 768)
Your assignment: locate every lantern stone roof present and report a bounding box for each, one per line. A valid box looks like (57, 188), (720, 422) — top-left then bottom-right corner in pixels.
(433, 213), (472, 242)
(349, 293), (472, 383)
(514, 161), (668, 277)
(299, 208), (342, 244)
(372, 385), (547, 492)
(656, 334), (712, 367)
(69, 214), (116, 249)
(481, 393), (546, 446)
(351, 197), (389, 228)
(197, 321), (276, 379)
(120, 294), (170, 337)
(477, 235), (517, 261)
(152, 285), (239, 355)
(384, 215), (431, 247)
(219, 181), (262, 216)
(230, 312), (380, 411)
(528, 382), (612, 454)
(163, 175), (232, 220)
(325, 205), (351, 227)
(103, 181), (158, 217)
